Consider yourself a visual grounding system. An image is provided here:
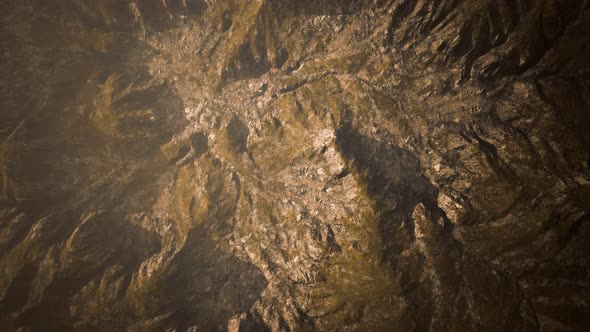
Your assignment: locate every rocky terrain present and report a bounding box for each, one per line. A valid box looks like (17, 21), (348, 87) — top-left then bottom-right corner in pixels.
(1, 0), (590, 331)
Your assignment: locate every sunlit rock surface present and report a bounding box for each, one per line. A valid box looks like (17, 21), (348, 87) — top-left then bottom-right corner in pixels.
(1, 0), (590, 331)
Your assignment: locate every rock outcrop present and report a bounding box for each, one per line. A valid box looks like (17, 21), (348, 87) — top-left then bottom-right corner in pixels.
(1, 0), (589, 331)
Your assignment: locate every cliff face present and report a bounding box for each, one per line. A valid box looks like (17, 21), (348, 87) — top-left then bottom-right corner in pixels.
(1, 0), (589, 331)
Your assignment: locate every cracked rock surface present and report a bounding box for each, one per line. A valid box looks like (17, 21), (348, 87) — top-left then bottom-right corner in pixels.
(1, 0), (590, 331)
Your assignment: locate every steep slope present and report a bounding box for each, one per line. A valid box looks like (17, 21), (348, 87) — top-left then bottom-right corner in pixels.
(1, 0), (589, 331)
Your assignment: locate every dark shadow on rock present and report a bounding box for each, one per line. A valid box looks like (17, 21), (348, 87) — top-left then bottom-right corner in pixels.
(335, 123), (451, 261)
(191, 132), (209, 158)
(227, 117), (250, 153)
(1, 211), (161, 331)
(156, 226), (267, 331)
(0, 3), (189, 329)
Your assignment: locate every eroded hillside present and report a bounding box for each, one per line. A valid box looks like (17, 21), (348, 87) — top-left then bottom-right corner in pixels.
(1, 0), (590, 331)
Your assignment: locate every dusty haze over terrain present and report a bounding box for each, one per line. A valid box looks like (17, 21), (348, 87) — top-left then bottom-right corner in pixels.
(1, 0), (590, 331)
